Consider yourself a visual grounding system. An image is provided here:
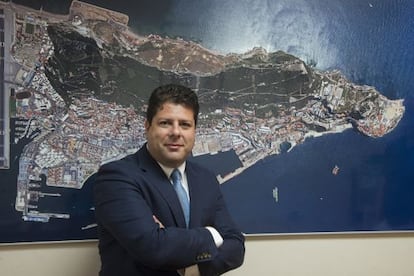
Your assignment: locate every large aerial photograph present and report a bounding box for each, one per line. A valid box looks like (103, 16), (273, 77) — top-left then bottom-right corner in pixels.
(0, 0), (413, 243)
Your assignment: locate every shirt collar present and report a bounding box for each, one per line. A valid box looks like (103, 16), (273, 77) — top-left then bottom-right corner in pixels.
(158, 161), (186, 179)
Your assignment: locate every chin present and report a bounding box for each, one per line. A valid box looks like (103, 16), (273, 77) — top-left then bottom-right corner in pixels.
(162, 155), (183, 166)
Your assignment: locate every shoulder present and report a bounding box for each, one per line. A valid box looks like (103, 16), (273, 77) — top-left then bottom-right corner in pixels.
(99, 152), (139, 172)
(98, 146), (153, 172)
(94, 150), (150, 195)
(186, 160), (214, 175)
(186, 160), (219, 187)
(96, 148), (153, 182)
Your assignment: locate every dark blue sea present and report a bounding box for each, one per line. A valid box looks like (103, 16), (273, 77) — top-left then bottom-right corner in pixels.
(2, 0), (413, 240)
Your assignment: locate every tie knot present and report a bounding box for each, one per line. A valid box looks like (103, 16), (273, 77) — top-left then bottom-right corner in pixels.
(171, 169), (181, 184)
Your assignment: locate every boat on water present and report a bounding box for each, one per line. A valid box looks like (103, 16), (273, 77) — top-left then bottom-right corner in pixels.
(272, 187), (279, 202)
(81, 223), (98, 230)
(332, 165), (339, 175)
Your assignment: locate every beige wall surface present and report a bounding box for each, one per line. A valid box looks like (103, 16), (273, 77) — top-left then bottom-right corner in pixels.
(1, 233), (414, 276)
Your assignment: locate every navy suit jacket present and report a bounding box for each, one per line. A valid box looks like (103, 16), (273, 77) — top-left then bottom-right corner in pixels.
(94, 145), (245, 276)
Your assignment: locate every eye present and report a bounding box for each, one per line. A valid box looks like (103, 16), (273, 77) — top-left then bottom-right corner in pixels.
(159, 120), (170, 127)
(180, 121), (193, 129)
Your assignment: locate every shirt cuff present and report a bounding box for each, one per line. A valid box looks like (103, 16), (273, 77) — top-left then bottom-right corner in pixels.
(184, 264), (200, 276)
(205, 226), (224, 248)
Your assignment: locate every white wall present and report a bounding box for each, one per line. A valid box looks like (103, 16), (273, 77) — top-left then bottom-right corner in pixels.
(1, 233), (414, 276)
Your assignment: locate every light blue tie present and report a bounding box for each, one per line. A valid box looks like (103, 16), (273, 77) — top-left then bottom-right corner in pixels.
(171, 169), (190, 227)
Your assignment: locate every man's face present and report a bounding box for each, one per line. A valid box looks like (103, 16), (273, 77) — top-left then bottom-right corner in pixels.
(145, 102), (196, 168)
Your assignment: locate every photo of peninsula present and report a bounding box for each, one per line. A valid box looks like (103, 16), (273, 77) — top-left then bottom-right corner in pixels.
(0, 0), (413, 242)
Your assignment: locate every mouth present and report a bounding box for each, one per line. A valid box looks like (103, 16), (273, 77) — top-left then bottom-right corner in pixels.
(165, 143), (182, 150)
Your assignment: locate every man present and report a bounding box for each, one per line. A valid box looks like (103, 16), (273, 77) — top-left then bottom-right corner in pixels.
(94, 84), (245, 276)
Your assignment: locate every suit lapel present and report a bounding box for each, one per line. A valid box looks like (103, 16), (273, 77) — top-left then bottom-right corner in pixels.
(185, 163), (205, 228)
(136, 147), (188, 227)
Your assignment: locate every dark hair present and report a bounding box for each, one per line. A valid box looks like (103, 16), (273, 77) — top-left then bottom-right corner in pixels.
(146, 84), (199, 125)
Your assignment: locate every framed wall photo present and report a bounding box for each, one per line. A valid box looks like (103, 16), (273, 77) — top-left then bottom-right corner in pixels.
(0, 0), (413, 243)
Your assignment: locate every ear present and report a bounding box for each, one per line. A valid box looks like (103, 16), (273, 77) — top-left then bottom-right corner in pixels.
(144, 119), (150, 131)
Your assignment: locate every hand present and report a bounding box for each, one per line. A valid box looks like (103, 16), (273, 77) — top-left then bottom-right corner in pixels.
(153, 215), (164, 228)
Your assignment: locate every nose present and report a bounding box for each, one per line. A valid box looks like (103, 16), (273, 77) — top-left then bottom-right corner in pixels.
(170, 122), (181, 136)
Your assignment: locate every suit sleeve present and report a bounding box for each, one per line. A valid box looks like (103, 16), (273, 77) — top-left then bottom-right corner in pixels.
(94, 161), (219, 271)
(197, 174), (245, 276)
